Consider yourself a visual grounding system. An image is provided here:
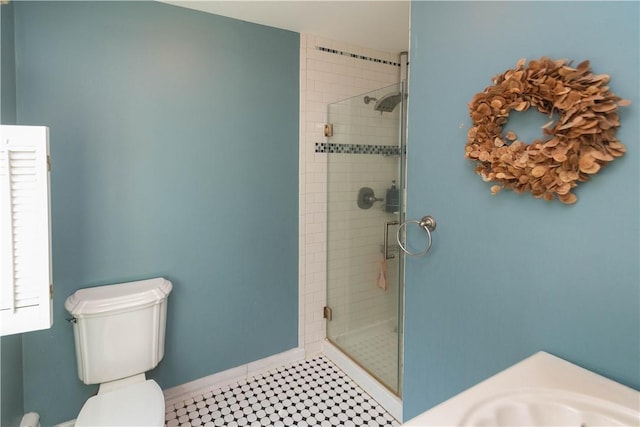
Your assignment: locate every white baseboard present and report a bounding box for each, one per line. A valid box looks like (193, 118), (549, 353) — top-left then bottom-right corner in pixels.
(55, 347), (306, 427)
(56, 345), (404, 423)
(322, 340), (403, 421)
(163, 347), (306, 406)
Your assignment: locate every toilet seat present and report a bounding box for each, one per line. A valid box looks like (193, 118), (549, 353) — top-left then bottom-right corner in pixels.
(75, 379), (165, 426)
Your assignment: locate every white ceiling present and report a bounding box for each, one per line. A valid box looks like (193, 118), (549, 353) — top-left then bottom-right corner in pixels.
(161, 1), (410, 53)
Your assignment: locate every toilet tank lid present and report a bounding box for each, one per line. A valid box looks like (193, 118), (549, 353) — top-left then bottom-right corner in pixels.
(65, 277), (173, 317)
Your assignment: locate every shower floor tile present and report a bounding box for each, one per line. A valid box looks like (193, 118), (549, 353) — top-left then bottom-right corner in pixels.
(336, 323), (398, 390)
(165, 355), (400, 427)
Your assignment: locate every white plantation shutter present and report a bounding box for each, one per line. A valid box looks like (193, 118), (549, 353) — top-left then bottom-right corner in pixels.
(0, 125), (52, 336)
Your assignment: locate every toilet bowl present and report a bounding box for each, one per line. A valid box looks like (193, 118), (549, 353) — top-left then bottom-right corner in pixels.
(75, 378), (165, 427)
(65, 278), (172, 427)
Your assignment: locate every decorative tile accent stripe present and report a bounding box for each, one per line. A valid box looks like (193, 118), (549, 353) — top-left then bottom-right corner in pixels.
(315, 142), (400, 156)
(316, 46), (401, 67)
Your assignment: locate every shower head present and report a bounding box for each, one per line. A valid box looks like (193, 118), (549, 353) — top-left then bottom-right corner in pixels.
(374, 92), (403, 112)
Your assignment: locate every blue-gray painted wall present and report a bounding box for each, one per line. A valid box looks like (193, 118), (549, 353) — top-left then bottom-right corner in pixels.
(12, 2), (299, 425)
(1, 3), (25, 427)
(404, 1), (639, 420)
(1, 1), (16, 124)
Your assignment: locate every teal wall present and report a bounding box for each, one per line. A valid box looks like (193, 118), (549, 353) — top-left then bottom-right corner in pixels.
(404, 1), (639, 420)
(12, 2), (299, 425)
(1, 3), (25, 427)
(1, 1), (16, 124)
(0, 335), (22, 427)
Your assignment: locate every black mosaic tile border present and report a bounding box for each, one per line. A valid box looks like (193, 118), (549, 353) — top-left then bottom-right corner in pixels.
(316, 46), (401, 67)
(315, 142), (401, 156)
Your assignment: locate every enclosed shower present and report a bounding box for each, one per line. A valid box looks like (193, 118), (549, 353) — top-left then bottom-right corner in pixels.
(324, 81), (407, 397)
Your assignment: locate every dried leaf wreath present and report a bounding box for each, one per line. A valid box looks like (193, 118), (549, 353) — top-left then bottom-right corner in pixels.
(465, 57), (630, 204)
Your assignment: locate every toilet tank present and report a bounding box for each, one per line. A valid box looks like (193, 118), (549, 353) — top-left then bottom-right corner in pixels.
(65, 277), (172, 385)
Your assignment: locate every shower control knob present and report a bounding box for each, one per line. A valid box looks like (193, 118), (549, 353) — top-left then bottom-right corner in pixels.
(357, 187), (383, 209)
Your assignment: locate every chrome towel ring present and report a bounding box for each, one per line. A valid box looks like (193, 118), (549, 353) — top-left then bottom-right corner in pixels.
(397, 215), (437, 257)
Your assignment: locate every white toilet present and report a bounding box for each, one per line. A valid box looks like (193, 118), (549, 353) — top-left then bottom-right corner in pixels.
(65, 277), (173, 427)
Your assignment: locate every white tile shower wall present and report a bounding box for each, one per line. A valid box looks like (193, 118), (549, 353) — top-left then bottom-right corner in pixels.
(327, 153), (400, 339)
(299, 34), (401, 355)
(325, 84), (402, 341)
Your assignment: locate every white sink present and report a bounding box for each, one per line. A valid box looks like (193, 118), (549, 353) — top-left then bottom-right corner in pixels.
(402, 352), (640, 426)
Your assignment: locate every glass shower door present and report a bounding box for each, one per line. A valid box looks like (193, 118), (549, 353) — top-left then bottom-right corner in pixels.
(325, 82), (406, 395)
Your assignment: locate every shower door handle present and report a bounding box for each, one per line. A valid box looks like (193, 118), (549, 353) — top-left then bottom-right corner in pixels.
(384, 220), (399, 260)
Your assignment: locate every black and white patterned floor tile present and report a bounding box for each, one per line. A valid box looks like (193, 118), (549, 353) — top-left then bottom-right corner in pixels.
(165, 355), (400, 427)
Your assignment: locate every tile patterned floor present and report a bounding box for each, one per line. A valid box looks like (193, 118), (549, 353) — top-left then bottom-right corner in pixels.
(165, 356), (400, 427)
